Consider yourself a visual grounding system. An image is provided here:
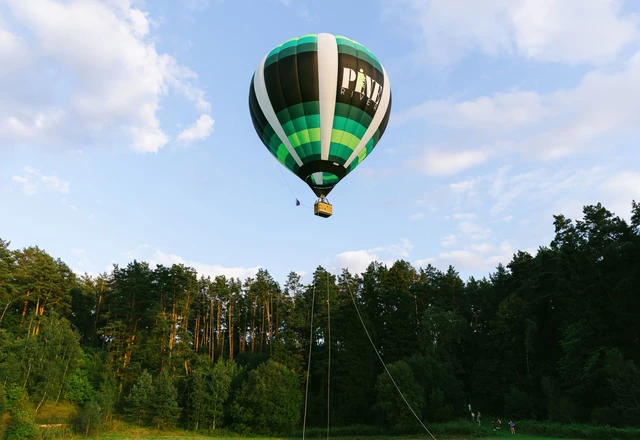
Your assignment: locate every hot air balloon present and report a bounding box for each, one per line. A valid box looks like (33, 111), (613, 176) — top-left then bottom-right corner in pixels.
(248, 33), (392, 218)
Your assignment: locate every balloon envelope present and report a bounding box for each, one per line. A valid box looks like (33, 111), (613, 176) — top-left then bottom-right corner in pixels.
(249, 33), (392, 198)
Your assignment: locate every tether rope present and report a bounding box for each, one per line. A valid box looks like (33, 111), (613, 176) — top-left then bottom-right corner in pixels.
(279, 167), (311, 208)
(302, 281), (316, 440)
(326, 271), (331, 440)
(344, 278), (438, 440)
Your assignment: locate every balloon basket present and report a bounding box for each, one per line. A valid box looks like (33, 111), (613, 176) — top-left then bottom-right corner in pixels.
(314, 199), (333, 218)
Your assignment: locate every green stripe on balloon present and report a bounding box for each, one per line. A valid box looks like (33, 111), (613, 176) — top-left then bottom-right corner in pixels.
(321, 172), (339, 185)
(265, 35), (318, 68)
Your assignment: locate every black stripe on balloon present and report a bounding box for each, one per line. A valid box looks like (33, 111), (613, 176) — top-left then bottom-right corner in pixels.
(296, 51), (318, 103)
(248, 75), (272, 147)
(307, 182), (337, 198)
(248, 75), (268, 132)
(264, 51), (319, 115)
(248, 76), (267, 138)
(296, 160), (347, 181)
(278, 52), (302, 109)
(296, 160), (346, 198)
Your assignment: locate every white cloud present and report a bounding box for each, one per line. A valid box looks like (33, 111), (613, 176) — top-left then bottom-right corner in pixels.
(402, 92), (546, 135)
(388, 238), (414, 257)
(416, 241), (516, 273)
(447, 164), (640, 223)
(450, 178), (478, 193)
(409, 148), (489, 176)
(602, 171), (640, 219)
(387, 0), (639, 67)
(420, 165), (640, 273)
(334, 250), (381, 275)
(176, 114), (215, 144)
(12, 166), (69, 195)
(334, 239), (414, 274)
(0, 0), (211, 153)
(151, 251), (260, 280)
(441, 234), (456, 247)
(458, 220), (491, 240)
(409, 212), (425, 221)
(400, 50), (640, 162)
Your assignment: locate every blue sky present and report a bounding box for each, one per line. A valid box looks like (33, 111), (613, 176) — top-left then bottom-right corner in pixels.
(1, 0), (639, 285)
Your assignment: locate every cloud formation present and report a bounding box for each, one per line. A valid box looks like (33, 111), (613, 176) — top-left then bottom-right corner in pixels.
(387, 0), (639, 67)
(151, 250), (261, 280)
(12, 166), (69, 195)
(0, 0), (211, 153)
(401, 51), (640, 161)
(177, 114), (215, 145)
(334, 238), (414, 274)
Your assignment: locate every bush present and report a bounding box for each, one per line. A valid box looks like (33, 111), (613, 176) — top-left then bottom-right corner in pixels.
(374, 360), (424, 430)
(0, 383), (5, 416)
(231, 359), (302, 435)
(4, 398), (38, 440)
(72, 399), (102, 436)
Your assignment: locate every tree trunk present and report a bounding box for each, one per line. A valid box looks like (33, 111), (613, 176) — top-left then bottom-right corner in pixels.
(228, 297), (234, 360)
(251, 302), (256, 353)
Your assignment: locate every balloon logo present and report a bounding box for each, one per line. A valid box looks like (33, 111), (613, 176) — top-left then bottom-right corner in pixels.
(248, 33), (392, 217)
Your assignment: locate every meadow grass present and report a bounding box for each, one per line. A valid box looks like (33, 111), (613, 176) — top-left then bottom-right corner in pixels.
(88, 435), (582, 440)
(30, 417), (640, 440)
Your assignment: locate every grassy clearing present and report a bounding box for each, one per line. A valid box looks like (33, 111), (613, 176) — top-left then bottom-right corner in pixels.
(28, 416), (639, 440)
(86, 435), (580, 440)
(34, 426), (632, 440)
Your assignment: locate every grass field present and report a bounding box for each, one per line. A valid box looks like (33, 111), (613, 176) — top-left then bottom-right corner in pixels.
(31, 416), (637, 440)
(36, 423), (632, 440)
(88, 435), (581, 440)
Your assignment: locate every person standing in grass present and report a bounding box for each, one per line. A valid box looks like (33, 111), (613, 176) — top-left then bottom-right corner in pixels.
(477, 411), (482, 425)
(509, 420), (515, 434)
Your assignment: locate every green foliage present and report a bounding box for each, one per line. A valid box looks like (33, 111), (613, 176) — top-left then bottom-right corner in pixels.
(185, 356), (242, 431)
(152, 369), (180, 430)
(232, 359), (302, 435)
(504, 387), (535, 420)
(0, 199), (639, 435)
(64, 366), (94, 405)
(3, 386), (26, 414)
(4, 397), (38, 440)
(19, 312), (82, 406)
(124, 369), (154, 426)
(71, 399), (102, 436)
(374, 360), (424, 430)
(590, 348), (640, 427)
(209, 359), (241, 430)
(185, 358), (209, 431)
(0, 382), (6, 417)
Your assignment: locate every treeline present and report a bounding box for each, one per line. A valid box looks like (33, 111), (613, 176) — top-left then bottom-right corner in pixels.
(0, 201), (639, 437)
